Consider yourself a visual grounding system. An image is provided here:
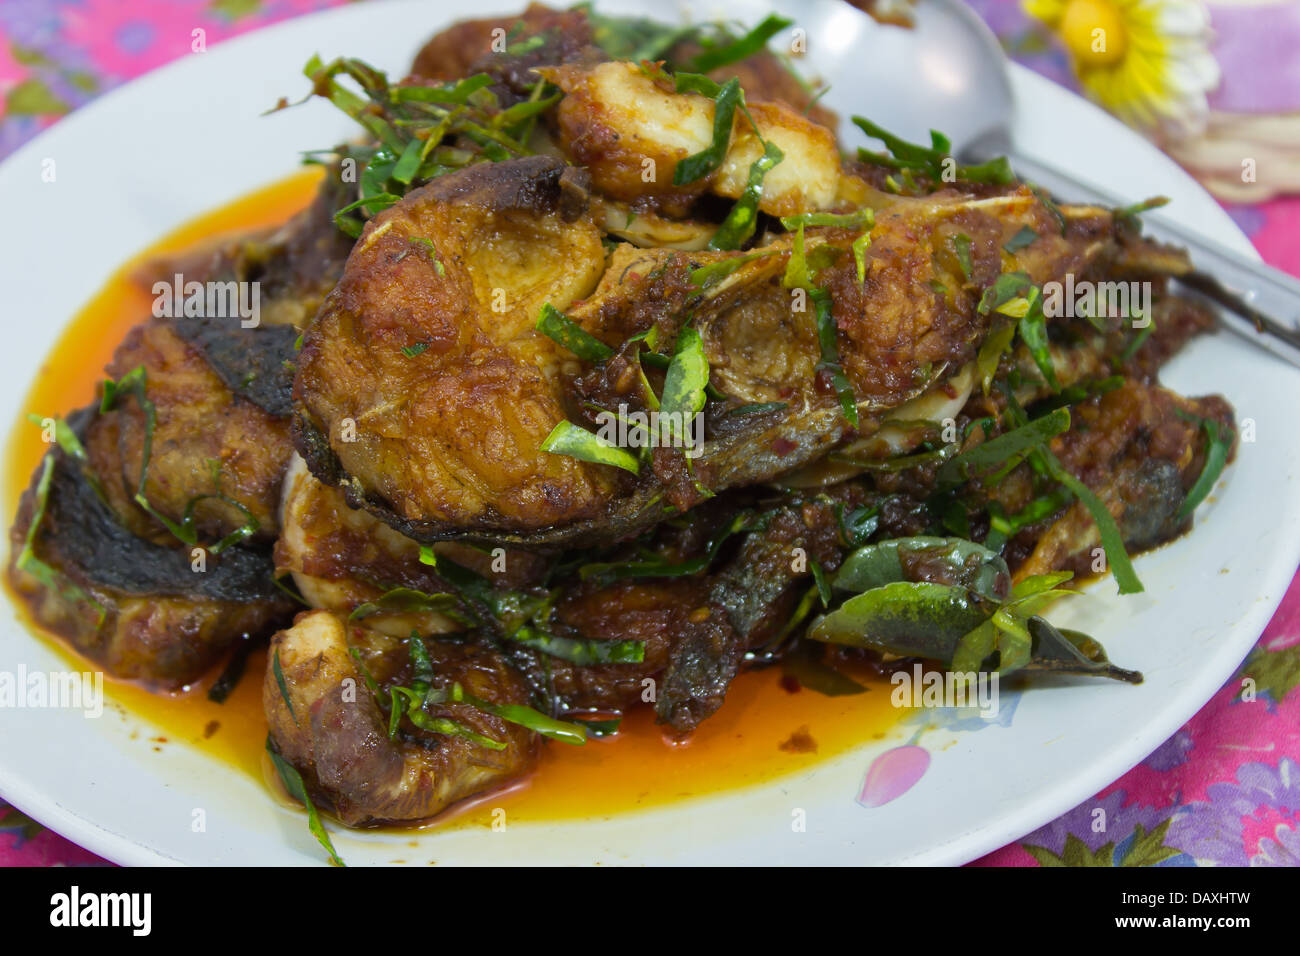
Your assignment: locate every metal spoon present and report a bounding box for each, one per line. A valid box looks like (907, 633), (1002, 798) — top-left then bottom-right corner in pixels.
(834, 0), (1300, 367)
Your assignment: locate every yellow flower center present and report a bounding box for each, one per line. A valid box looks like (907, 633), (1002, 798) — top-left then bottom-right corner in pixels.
(1059, 0), (1128, 67)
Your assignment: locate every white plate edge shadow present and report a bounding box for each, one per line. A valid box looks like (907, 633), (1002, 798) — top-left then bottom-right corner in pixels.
(0, 0), (1295, 866)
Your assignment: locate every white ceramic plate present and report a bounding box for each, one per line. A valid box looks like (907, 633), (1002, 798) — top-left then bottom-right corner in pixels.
(1, 0), (1296, 866)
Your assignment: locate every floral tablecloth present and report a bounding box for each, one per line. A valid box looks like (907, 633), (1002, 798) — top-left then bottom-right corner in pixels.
(0, 0), (1296, 867)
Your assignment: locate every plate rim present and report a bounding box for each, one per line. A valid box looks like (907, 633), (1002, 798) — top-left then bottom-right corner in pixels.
(0, 0), (1289, 867)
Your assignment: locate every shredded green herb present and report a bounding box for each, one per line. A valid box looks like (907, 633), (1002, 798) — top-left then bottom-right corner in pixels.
(100, 368), (259, 554)
(347, 586), (470, 625)
(688, 14), (792, 72)
(581, 511), (755, 586)
(266, 736), (345, 866)
(462, 691), (588, 746)
(272, 648), (296, 721)
(978, 272), (1058, 391)
(951, 233), (973, 281)
(1177, 418), (1232, 521)
(584, 8), (698, 62)
(726, 401), (787, 417)
(535, 303), (614, 362)
(689, 249), (778, 288)
(852, 117), (1015, 185)
(936, 406), (1071, 492)
(1003, 226), (1038, 254)
(810, 288), (859, 428)
(571, 716), (622, 736)
(1041, 453), (1143, 594)
(509, 626), (646, 665)
(540, 420), (641, 474)
(709, 140), (783, 250)
(672, 75), (742, 185)
(283, 56), (547, 235)
(14, 452), (106, 628)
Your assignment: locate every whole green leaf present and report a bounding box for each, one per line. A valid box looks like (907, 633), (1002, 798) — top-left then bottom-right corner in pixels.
(1023, 616), (1143, 683)
(951, 616), (1031, 674)
(807, 581), (991, 661)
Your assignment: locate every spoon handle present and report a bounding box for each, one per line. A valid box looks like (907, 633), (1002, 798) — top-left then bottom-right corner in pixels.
(1008, 151), (1300, 369)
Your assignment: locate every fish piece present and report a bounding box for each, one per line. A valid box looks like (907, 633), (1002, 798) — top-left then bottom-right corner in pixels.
(539, 577), (741, 734)
(94, 318), (294, 543)
(1012, 381), (1236, 579)
(276, 453), (547, 634)
(295, 155), (1179, 549)
(8, 415), (293, 688)
(294, 156), (620, 545)
(409, 2), (595, 90)
(135, 168), (355, 335)
(264, 610), (538, 825)
(544, 60), (850, 215)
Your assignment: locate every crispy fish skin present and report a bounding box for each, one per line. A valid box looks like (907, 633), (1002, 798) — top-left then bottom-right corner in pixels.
(409, 2), (594, 86)
(6, 178), (346, 685)
(264, 610), (538, 826)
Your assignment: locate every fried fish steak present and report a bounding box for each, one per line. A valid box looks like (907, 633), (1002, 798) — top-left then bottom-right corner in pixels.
(295, 155), (618, 542)
(1012, 380), (1237, 579)
(264, 610), (538, 825)
(277, 452), (862, 737)
(92, 317), (294, 544)
(8, 416), (293, 688)
(295, 139), (1192, 550)
(96, 171), (356, 544)
(7, 178), (350, 685)
(276, 453), (548, 635)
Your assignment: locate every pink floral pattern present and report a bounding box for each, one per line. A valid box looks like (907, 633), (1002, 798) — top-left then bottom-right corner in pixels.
(1, 0), (1297, 867)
